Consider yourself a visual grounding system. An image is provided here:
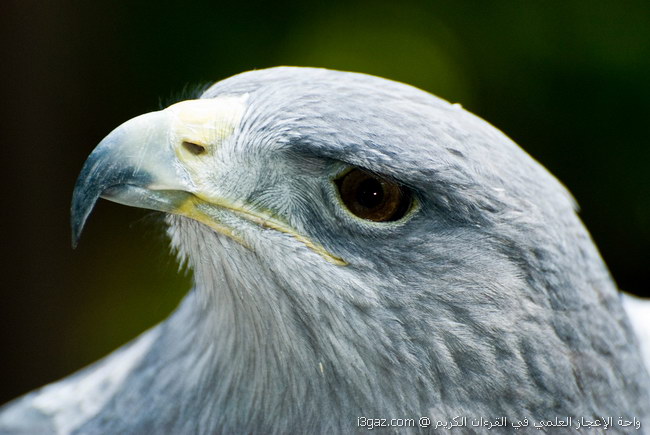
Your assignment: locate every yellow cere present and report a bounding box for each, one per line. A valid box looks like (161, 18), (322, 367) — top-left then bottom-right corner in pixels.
(168, 95), (249, 153)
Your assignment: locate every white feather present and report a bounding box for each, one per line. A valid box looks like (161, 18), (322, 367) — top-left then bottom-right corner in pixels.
(622, 293), (650, 373)
(30, 328), (158, 434)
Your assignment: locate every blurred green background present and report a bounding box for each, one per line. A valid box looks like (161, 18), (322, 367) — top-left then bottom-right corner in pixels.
(1, 0), (649, 404)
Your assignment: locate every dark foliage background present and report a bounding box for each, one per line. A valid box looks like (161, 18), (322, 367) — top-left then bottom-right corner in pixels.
(1, 0), (648, 405)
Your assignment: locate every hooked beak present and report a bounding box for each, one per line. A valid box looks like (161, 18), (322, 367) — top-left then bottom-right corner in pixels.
(71, 97), (246, 247)
(70, 96), (346, 265)
(71, 110), (193, 247)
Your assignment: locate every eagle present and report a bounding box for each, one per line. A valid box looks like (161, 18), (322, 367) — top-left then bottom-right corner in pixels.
(1, 67), (648, 433)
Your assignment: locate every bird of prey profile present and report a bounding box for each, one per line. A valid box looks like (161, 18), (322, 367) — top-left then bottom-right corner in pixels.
(1, 67), (649, 434)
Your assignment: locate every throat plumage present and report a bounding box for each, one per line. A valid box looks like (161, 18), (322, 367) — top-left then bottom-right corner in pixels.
(162, 215), (431, 431)
(163, 215), (329, 427)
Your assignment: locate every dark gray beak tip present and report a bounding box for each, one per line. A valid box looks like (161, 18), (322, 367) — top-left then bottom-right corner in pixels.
(71, 171), (102, 249)
(70, 144), (151, 249)
(70, 206), (90, 249)
(70, 149), (115, 249)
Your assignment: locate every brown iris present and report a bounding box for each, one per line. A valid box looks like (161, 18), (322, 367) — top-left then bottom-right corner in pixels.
(335, 168), (412, 222)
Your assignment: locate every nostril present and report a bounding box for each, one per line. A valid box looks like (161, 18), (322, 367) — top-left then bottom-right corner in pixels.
(182, 141), (206, 155)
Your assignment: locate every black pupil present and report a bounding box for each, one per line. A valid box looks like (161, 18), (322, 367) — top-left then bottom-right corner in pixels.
(357, 178), (384, 209)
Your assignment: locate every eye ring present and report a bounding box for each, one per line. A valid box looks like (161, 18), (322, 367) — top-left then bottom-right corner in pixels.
(335, 168), (412, 222)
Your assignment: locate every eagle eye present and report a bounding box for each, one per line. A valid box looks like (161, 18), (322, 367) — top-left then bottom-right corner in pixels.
(335, 168), (412, 222)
